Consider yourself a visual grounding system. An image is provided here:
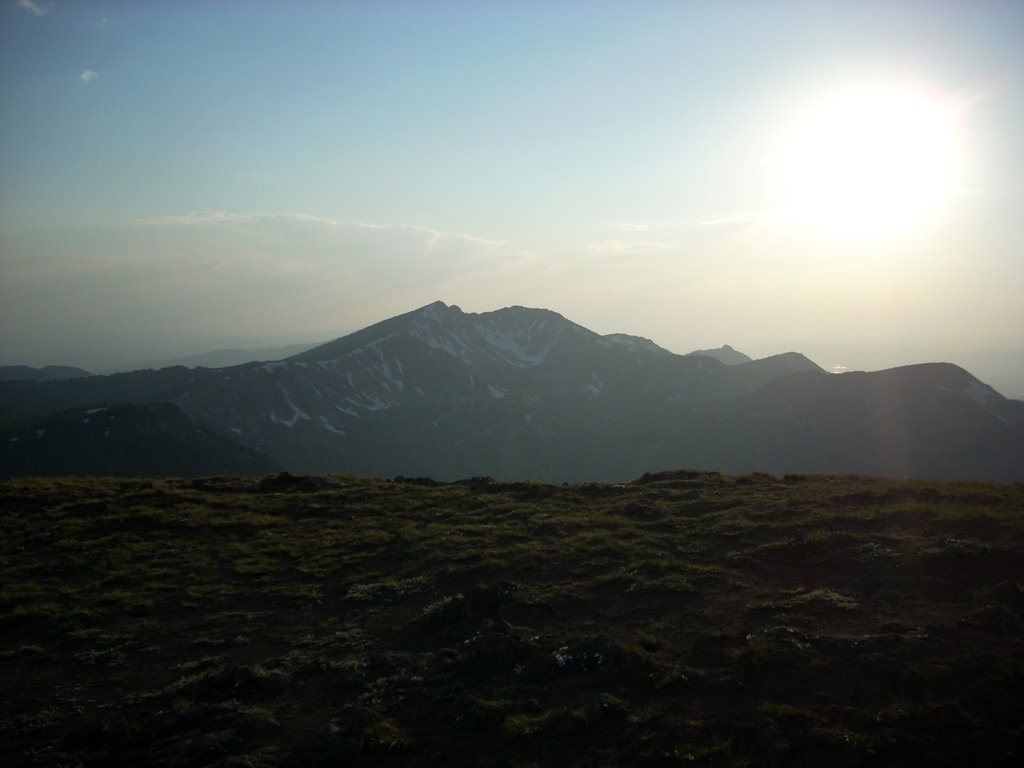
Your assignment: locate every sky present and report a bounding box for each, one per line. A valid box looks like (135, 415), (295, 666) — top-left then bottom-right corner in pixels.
(2, 1), (1023, 395)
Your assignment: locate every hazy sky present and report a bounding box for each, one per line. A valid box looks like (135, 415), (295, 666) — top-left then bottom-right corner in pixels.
(2, 1), (1022, 391)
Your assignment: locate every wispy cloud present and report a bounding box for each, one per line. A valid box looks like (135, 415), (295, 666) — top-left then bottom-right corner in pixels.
(615, 222), (652, 232)
(697, 210), (781, 227)
(586, 240), (671, 256)
(79, 69), (99, 83)
(134, 211), (251, 226)
(97, 15), (110, 29)
(134, 211), (341, 227)
(134, 212), (509, 254)
(289, 213), (341, 226)
(18, 0), (48, 16)
(410, 226), (506, 253)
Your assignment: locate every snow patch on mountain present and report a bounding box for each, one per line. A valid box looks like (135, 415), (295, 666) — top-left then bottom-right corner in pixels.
(353, 343), (405, 391)
(410, 316), (475, 362)
(319, 415), (346, 436)
(473, 320), (559, 367)
(345, 394), (396, 412)
(271, 384), (311, 428)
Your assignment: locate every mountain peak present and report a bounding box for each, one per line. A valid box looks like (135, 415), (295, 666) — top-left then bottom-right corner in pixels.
(685, 345), (752, 366)
(417, 300), (456, 317)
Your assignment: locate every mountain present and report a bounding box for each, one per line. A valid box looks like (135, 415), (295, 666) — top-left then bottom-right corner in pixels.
(0, 301), (1020, 481)
(129, 342), (325, 372)
(0, 402), (275, 479)
(176, 302), (824, 479)
(654, 362), (1024, 481)
(0, 365), (92, 382)
(684, 344), (753, 365)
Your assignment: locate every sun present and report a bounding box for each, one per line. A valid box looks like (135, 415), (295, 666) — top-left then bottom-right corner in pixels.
(775, 78), (962, 238)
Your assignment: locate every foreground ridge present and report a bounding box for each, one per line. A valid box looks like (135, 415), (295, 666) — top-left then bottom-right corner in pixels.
(2, 470), (1022, 766)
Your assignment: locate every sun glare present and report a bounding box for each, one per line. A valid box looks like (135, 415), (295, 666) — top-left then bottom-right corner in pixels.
(776, 79), (963, 238)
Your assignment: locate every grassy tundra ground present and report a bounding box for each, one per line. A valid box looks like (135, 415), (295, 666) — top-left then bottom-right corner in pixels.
(1, 470), (1022, 767)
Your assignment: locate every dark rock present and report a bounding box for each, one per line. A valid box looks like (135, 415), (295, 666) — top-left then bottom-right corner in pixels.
(192, 664), (263, 701)
(146, 727), (239, 768)
(32, 753), (83, 768)
(960, 603), (1021, 633)
(453, 476), (498, 488)
(520, 653), (558, 681)
(65, 718), (111, 747)
(283, 724), (346, 768)
(749, 718), (802, 768)
(258, 472), (333, 492)
(447, 695), (502, 728)
(989, 580), (1024, 613)
(850, 653), (906, 697)
(214, 759), (256, 768)
(464, 581), (518, 618)
(414, 594), (469, 626)
(184, 730), (239, 762)
(335, 706), (380, 732)
(392, 476), (439, 486)
(689, 632), (738, 666)
(464, 631), (519, 665)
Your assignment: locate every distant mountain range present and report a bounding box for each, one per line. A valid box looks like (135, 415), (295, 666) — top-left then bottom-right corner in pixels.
(684, 344), (753, 365)
(128, 342), (326, 372)
(0, 365), (92, 382)
(1, 301), (1022, 481)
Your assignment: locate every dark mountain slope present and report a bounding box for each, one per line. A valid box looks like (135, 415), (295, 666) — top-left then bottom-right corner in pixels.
(0, 365), (91, 382)
(0, 402), (275, 479)
(0, 366), (202, 422)
(670, 363), (1024, 481)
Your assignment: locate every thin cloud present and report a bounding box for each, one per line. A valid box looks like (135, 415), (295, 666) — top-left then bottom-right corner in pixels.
(278, 212), (340, 226)
(134, 211), (341, 227)
(586, 240), (671, 256)
(18, 0), (48, 16)
(79, 70), (99, 83)
(411, 226), (506, 252)
(615, 222), (652, 232)
(697, 210), (781, 227)
(131, 211), (506, 252)
(134, 211), (258, 226)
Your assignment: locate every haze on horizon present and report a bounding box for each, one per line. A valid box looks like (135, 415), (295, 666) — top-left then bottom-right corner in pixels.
(2, 2), (1022, 395)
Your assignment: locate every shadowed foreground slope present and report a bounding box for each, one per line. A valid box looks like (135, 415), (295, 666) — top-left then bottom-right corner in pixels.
(1, 471), (1022, 767)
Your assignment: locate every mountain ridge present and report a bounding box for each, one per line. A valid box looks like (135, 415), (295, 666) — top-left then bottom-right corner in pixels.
(0, 302), (1020, 482)
(684, 344), (753, 365)
(0, 365), (92, 382)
